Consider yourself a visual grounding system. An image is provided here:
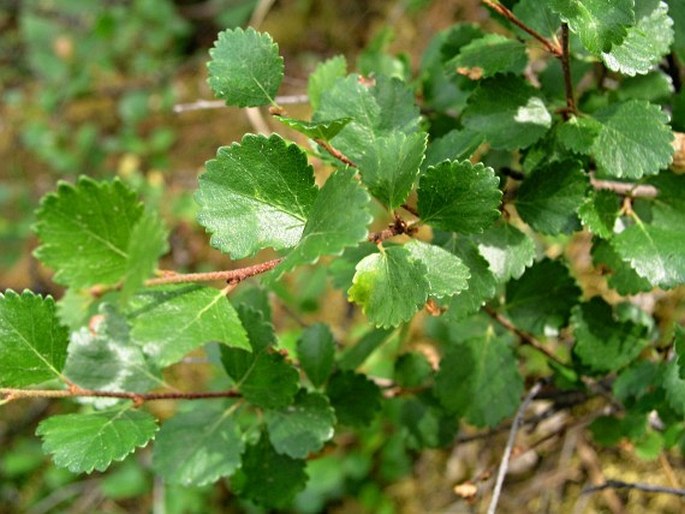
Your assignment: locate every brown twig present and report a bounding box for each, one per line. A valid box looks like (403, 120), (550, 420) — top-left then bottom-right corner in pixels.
(91, 216), (414, 297)
(368, 216), (417, 243)
(560, 23), (577, 117)
(484, 306), (566, 366)
(1, 386), (240, 404)
(314, 138), (358, 168)
(145, 258), (282, 287)
(482, 0), (562, 57)
(590, 178), (658, 198)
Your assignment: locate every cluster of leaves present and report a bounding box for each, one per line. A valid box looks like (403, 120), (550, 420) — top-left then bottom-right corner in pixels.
(3, 0), (685, 510)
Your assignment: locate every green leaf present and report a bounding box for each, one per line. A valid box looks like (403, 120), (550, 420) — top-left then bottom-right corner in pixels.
(265, 391), (335, 458)
(326, 370), (382, 427)
(434, 333), (524, 427)
(418, 160), (501, 234)
(152, 406), (243, 486)
(447, 34), (527, 79)
(513, 0), (562, 38)
(612, 219), (685, 289)
(556, 116), (602, 156)
(634, 430), (664, 460)
(357, 131), (427, 209)
(601, 1), (674, 76)
(614, 361), (664, 404)
(571, 297), (648, 373)
(220, 305), (275, 381)
(663, 359), (685, 416)
(669, 0), (685, 62)
(36, 405), (157, 473)
(579, 190), (621, 238)
(56, 288), (96, 331)
(588, 415), (631, 446)
(615, 71), (675, 102)
(297, 323), (335, 388)
(234, 304), (276, 353)
(462, 75), (552, 150)
(328, 242), (378, 292)
(516, 160), (588, 235)
(129, 285), (249, 367)
(400, 395), (458, 449)
(441, 23), (485, 60)
(675, 325), (685, 379)
(549, 0), (634, 54)
(473, 223), (536, 281)
(592, 239), (652, 294)
(276, 116), (352, 141)
(237, 352), (299, 409)
(591, 100), (674, 179)
(421, 28), (475, 112)
(121, 210), (168, 302)
(439, 235), (498, 320)
(338, 327), (394, 371)
(422, 129), (484, 171)
(273, 168), (371, 278)
(34, 177), (143, 288)
(314, 74), (422, 164)
(506, 259), (581, 334)
(232, 434), (307, 509)
(394, 352), (433, 388)
(405, 240), (469, 299)
(207, 27), (284, 107)
(357, 26), (408, 80)
(308, 55), (347, 111)
(348, 246), (429, 328)
(197, 133), (317, 259)
(611, 174), (685, 289)
(0, 290), (68, 387)
(232, 285), (272, 323)
(64, 304), (160, 399)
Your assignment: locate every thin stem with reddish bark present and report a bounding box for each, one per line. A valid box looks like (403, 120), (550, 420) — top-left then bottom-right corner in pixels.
(314, 138), (358, 168)
(591, 178), (658, 198)
(482, 0), (562, 56)
(560, 23), (577, 117)
(1, 386), (240, 405)
(89, 217), (414, 297)
(368, 216), (417, 243)
(484, 306), (566, 366)
(145, 258), (282, 287)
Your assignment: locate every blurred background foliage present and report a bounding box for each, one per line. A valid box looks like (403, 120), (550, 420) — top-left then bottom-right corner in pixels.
(1, 1), (684, 513)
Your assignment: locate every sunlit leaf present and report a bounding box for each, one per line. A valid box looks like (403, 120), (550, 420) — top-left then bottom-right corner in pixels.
(208, 27), (284, 107)
(0, 290), (68, 387)
(37, 406), (157, 474)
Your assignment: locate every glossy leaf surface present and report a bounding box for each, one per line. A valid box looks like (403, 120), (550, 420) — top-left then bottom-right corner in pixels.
(36, 406), (157, 474)
(0, 290), (68, 387)
(208, 27), (284, 107)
